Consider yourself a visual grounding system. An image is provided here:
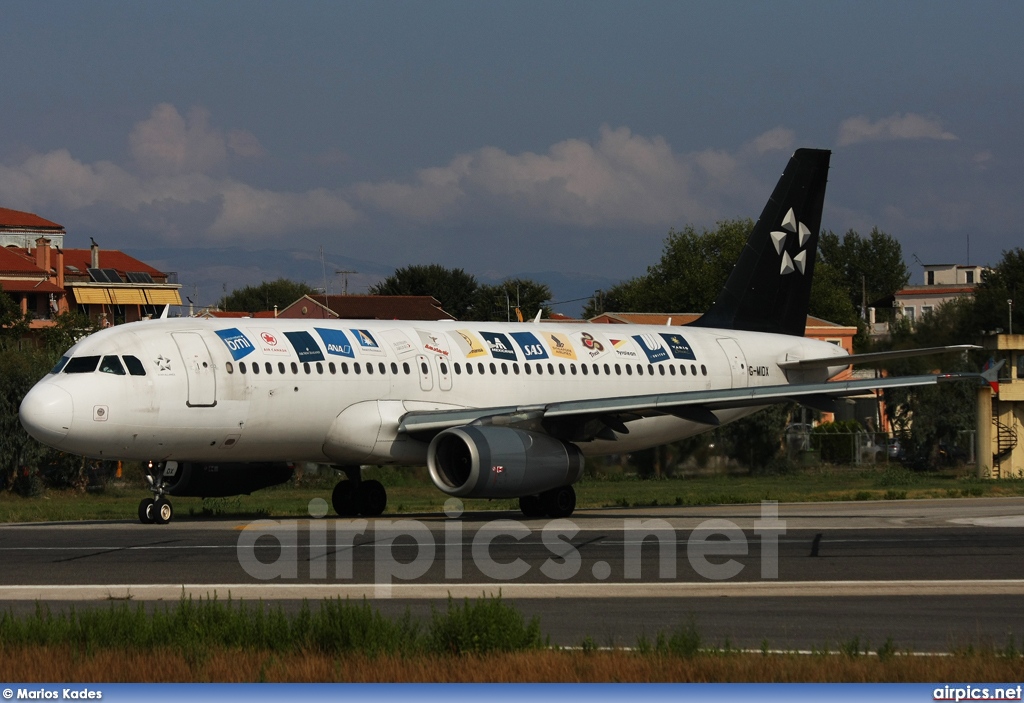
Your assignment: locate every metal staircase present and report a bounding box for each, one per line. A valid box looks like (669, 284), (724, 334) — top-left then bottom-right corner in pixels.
(993, 418), (1018, 478)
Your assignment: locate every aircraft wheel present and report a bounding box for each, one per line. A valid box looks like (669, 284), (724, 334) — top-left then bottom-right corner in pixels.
(138, 498), (155, 524)
(153, 498), (173, 525)
(541, 485), (576, 518)
(357, 479), (387, 517)
(518, 494), (545, 518)
(331, 481), (358, 517)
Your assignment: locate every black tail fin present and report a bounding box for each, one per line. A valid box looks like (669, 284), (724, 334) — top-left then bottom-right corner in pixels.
(690, 148), (831, 336)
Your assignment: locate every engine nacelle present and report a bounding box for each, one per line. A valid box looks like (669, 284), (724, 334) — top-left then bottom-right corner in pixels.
(427, 426), (584, 498)
(161, 461), (294, 498)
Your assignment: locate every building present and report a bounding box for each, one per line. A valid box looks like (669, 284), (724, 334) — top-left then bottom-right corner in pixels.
(0, 207), (182, 328)
(895, 263), (987, 324)
(978, 334), (1024, 478)
(276, 294), (454, 321)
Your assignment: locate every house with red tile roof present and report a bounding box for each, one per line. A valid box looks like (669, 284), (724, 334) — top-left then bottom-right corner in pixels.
(277, 294), (454, 321)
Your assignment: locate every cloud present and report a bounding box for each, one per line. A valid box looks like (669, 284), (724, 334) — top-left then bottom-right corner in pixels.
(0, 103), (807, 247)
(837, 113), (958, 146)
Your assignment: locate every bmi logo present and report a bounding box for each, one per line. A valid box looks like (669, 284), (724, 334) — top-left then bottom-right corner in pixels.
(771, 208), (811, 276)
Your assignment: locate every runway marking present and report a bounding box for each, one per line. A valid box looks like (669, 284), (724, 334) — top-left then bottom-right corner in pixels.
(949, 516), (1024, 528)
(1, 579), (1023, 601)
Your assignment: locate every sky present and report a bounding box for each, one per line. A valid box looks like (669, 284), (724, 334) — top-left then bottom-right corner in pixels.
(2, 1), (1022, 315)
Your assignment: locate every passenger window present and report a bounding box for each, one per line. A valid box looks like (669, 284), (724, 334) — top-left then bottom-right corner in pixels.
(123, 355), (146, 376)
(625, 365), (632, 376)
(365, 362), (373, 374)
(441, 362), (449, 375)
(691, 364), (697, 376)
(64, 356), (100, 374)
(615, 364), (621, 375)
(290, 362), (298, 374)
(581, 364), (588, 376)
(265, 362), (273, 374)
(477, 362), (485, 374)
(240, 362), (247, 374)
(524, 364), (531, 375)
(669, 365), (676, 376)
(658, 365), (665, 376)
(420, 362), (429, 375)
(226, 362), (234, 374)
(303, 363), (311, 374)
(402, 362), (410, 374)
(391, 362), (398, 374)
(100, 356), (126, 375)
(547, 363), (554, 375)
(466, 363), (474, 375)
(454, 363), (462, 375)
(489, 362), (497, 375)
(513, 363), (520, 375)
(354, 363), (361, 375)
(648, 365), (654, 375)
(341, 362), (349, 374)
(501, 362), (508, 375)
(329, 362), (336, 374)
(701, 365), (707, 376)
(378, 362), (386, 374)
(316, 362), (324, 374)
(592, 364), (599, 375)
(558, 363), (565, 375)
(536, 363), (543, 376)
(251, 363), (260, 375)
(680, 364), (687, 376)
(603, 364), (610, 375)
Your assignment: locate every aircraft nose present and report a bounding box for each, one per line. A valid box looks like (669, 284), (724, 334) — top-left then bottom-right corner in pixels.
(20, 383), (74, 447)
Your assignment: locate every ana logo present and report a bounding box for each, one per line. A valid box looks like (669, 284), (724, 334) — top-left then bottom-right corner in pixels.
(261, 332), (278, 346)
(771, 207), (811, 276)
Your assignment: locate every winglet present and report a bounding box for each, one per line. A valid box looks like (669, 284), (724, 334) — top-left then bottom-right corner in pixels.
(982, 359), (1005, 394)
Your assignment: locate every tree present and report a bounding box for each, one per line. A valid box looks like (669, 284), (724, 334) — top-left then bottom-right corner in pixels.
(220, 278), (315, 314)
(583, 219), (857, 326)
(40, 311), (101, 358)
(972, 248), (1024, 335)
(369, 264), (479, 320)
(818, 228), (910, 321)
(473, 278), (552, 322)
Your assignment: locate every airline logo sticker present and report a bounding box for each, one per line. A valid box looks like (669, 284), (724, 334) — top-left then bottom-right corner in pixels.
(608, 336), (638, 358)
(416, 329), (450, 357)
(283, 330), (325, 362)
(510, 331), (548, 360)
(249, 329), (290, 355)
(351, 329), (385, 356)
(480, 332), (518, 361)
(632, 334), (670, 363)
(215, 328), (255, 360)
(578, 331), (607, 359)
(772, 207), (811, 276)
(545, 332), (577, 360)
(314, 328), (354, 358)
(660, 332), (696, 360)
(450, 329), (489, 358)
(381, 329), (416, 358)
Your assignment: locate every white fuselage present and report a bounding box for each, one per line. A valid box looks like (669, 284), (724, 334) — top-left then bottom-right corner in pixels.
(20, 317), (848, 465)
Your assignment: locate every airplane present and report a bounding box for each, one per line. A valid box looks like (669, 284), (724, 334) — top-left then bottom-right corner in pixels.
(18, 148), (985, 524)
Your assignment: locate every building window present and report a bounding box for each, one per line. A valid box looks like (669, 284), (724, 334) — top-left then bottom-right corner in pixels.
(927, 270), (935, 285)
(904, 306), (916, 323)
(966, 271), (975, 284)
(921, 306), (933, 317)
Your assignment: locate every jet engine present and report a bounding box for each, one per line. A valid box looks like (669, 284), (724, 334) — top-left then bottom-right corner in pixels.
(159, 461), (294, 498)
(427, 426), (584, 499)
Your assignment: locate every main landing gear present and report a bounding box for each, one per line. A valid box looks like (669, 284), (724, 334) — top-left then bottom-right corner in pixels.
(331, 466), (387, 517)
(518, 485), (576, 519)
(139, 462), (174, 525)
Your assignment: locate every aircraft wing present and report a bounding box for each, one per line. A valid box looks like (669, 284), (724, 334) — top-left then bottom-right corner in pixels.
(778, 344), (980, 370)
(398, 370), (987, 441)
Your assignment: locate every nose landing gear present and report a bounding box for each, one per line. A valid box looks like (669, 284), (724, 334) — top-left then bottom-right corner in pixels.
(331, 466), (387, 517)
(139, 462), (175, 525)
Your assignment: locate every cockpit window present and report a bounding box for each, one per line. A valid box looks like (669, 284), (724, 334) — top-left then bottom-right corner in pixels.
(100, 356), (126, 375)
(123, 355), (146, 376)
(50, 356), (70, 375)
(64, 356), (100, 374)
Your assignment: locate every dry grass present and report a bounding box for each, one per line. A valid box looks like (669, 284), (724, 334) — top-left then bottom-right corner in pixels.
(3, 647), (1024, 683)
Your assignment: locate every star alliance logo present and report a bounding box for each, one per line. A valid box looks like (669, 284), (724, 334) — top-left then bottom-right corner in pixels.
(155, 355), (171, 371)
(771, 207), (811, 276)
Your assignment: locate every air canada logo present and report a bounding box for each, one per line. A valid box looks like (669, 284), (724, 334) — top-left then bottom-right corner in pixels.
(261, 332), (278, 346)
(771, 207), (811, 276)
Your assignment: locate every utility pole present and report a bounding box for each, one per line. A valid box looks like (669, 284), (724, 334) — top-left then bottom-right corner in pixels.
(335, 270), (357, 296)
(1009, 299), (1014, 335)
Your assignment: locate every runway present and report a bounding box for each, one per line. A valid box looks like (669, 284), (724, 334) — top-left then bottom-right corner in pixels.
(2, 497), (1023, 651)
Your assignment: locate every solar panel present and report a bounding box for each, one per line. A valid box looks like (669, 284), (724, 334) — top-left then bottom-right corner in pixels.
(88, 268), (111, 283)
(126, 271), (155, 284)
(102, 268), (123, 283)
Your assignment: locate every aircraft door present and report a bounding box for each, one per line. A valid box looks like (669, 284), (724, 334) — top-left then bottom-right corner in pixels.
(416, 354), (433, 391)
(716, 338), (748, 389)
(434, 355), (452, 391)
(172, 332), (217, 406)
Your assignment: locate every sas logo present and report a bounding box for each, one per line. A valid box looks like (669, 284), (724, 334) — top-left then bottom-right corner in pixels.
(510, 331), (548, 360)
(215, 328), (255, 360)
